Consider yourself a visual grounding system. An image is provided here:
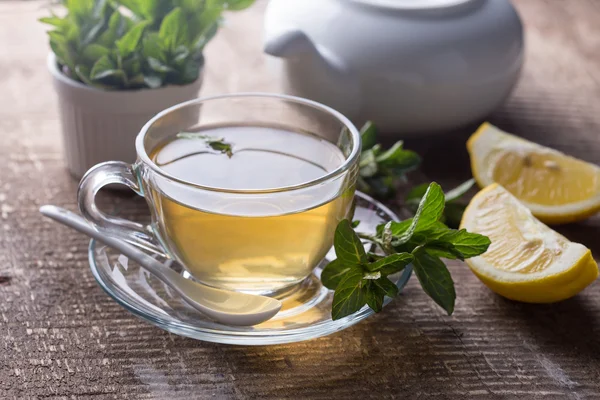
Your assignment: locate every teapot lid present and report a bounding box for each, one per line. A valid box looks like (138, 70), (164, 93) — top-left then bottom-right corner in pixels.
(349, 0), (477, 10)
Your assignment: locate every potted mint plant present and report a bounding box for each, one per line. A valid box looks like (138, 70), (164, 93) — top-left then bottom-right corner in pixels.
(42, 0), (254, 178)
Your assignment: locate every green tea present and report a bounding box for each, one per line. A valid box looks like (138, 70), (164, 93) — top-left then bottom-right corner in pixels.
(149, 126), (354, 293)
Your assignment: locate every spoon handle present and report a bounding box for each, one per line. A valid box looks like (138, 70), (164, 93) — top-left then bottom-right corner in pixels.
(39, 205), (168, 276)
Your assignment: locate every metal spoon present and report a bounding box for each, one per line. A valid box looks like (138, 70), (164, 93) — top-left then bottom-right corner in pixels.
(39, 205), (282, 326)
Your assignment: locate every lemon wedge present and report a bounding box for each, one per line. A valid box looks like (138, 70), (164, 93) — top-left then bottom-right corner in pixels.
(468, 123), (600, 224)
(460, 184), (598, 303)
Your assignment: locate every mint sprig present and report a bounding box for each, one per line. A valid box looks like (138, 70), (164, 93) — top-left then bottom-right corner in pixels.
(357, 121), (476, 226)
(40, 0), (255, 90)
(322, 183), (490, 320)
(323, 220), (413, 320)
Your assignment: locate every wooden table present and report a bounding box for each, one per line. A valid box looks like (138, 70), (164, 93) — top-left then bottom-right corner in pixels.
(2, 1), (600, 398)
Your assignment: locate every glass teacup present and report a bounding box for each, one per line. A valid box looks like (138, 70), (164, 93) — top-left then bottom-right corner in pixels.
(78, 93), (361, 294)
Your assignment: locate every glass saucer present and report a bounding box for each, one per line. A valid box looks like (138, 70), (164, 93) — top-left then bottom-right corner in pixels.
(87, 192), (412, 345)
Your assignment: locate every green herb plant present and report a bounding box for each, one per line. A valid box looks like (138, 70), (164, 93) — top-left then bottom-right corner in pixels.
(322, 183), (491, 320)
(41, 0), (255, 90)
(323, 122), (491, 320)
(357, 121), (477, 227)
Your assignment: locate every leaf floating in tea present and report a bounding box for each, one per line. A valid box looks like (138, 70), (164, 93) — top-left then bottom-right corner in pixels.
(208, 141), (233, 158)
(176, 132), (233, 158)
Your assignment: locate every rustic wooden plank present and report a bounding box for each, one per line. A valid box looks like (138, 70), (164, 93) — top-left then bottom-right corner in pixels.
(1, 0), (600, 398)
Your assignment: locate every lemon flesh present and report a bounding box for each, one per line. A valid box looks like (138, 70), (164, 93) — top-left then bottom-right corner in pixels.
(460, 184), (598, 303)
(468, 123), (600, 224)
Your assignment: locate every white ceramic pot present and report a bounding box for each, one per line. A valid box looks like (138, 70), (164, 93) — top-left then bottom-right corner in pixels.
(264, 0), (524, 135)
(48, 53), (203, 179)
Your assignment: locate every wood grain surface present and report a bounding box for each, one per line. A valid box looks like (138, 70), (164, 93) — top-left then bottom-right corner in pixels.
(2, 1), (600, 398)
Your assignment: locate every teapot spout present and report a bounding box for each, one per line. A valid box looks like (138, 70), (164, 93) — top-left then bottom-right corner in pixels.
(264, 28), (362, 119)
(264, 30), (319, 59)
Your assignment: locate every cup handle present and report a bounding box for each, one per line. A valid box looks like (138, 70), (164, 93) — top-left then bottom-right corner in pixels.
(77, 161), (162, 255)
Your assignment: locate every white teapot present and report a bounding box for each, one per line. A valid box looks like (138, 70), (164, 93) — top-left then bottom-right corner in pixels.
(264, 0), (524, 135)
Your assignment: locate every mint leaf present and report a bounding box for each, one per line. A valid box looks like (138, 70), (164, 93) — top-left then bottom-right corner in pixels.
(74, 65), (94, 85)
(176, 133), (233, 156)
(159, 8), (188, 51)
(357, 121), (421, 198)
(90, 55), (115, 79)
(418, 221), (451, 240)
(334, 219), (367, 266)
(142, 32), (166, 62)
(407, 180), (475, 228)
(373, 276), (399, 298)
(365, 281), (384, 312)
(224, 0), (256, 10)
(48, 32), (75, 71)
(39, 16), (66, 28)
(365, 277), (399, 313)
(148, 57), (173, 73)
(360, 121), (377, 150)
(394, 222), (489, 262)
(411, 183), (445, 231)
(138, 0), (161, 21)
(208, 141), (233, 158)
(445, 179), (476, 203)
(359, 149), (378, 178)
(363, 271), (381, 280)
(116, 0), (147, 18)
(81, 19), (105, 47)
(64, 22), (81, 43)
(94, 69), (126, 85)
(423, 241), (464, 261)
(331, 270), (367, 320)
(412, 248), (455, 315)
(123, 58), (141, 75)
(173, 45), (191, 64)
(395, 183), (445, 245)
(97, 10), (126, 47)
(393, 186), (448, 243)
(64, 0), (93, 17)
(407, 180), (475, 207)
(181, 59), (201, 83)
(116, 20), (149, 57)
(143, 74), (162, 88)
(91, 0), (109, 18)
(375, 141), (421, 171)
(82, 44), (110, 64)
(321, 259), (359, 290)
(380, 221), (394, 252)
(366, 253), (412, 275)
(387, 219), (411, 237)
(437, 229), (491, 259)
